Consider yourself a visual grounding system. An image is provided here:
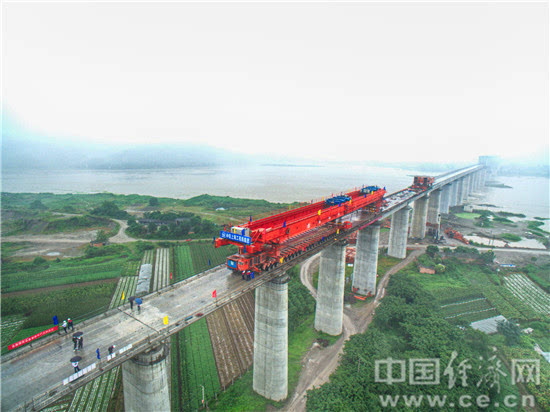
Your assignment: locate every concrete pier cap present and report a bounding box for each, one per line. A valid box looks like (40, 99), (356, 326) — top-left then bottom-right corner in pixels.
(122, 342), (170, 412)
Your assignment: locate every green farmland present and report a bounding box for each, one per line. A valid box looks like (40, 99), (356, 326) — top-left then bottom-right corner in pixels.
(173, 242), (236, 282)
(172, 318), (221, 411)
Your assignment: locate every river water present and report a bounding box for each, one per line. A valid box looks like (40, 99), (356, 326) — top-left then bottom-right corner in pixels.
(2, 166), (549, 223)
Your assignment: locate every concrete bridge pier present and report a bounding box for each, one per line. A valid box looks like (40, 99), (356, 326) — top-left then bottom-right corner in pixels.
(410, 196), (429, 238)
(388, 206), (411, 259)
(449, 181), (458, 207)
(456, 178), (465, 205)
(463, 176), (470, 203)
(352, 222), (380, 296)
(472, 173), (479, 192)
(253, 275), (289, 401)
(464, 175), (470, 198)
(440, 185), (450, 214)
(122, 343), (170, 412)
(314, 241), (346, 336)
(426, 190), (441, 236)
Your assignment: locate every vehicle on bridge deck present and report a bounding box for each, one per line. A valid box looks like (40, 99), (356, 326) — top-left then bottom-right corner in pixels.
(216, 185), (386, 274)
(411, 175), (435, 191)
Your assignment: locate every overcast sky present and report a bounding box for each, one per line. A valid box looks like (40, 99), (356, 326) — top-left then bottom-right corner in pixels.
(2, 1), (548, 163)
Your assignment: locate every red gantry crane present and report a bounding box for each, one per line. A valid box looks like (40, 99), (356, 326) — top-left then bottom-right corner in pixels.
(215, 186), (386, 275)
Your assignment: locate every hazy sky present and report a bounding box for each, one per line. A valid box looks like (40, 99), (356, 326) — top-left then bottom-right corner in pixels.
(2, 1), (548, 163)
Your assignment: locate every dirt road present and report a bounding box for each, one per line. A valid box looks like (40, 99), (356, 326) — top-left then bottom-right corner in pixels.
(2, 218), (135, 258)
(284, 249), (423, 412)
(109, 219), (135, 243)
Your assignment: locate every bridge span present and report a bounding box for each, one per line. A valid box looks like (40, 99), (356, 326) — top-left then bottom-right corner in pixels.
(2, 164), (487, 411)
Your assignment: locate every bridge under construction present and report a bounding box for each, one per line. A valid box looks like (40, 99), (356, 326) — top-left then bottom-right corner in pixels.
(2, 164), (488, 411)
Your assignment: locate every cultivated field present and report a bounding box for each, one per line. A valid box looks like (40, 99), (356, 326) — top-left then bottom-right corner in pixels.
(109, 276), (138, 309)
(0, 315), (26, 350)
(153, 248), (171, 290)
(173, 242), (235, 282)
(171, 318), (220, 411)
(174, 245), (194, 282)
(440, 294), (500, 324)
(504, 273), (550, 316)
(1, 258), (126, 293)
(207, 292), (255, 389)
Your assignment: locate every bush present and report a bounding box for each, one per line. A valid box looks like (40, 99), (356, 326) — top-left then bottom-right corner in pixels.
(497, 320), (521, 346)
(136, 241), (155, 253)
(95, 230), (109, 243)
(84, 244), (126, 259)
(30, 200), (47, 210)
(91, 201), (130, 219)
(435, 264), (446, 273)
(426, 245), (439, 257)
(32, 256), (48, 266)
(500, 233), (522, 242)
(480, 250), (495, 264)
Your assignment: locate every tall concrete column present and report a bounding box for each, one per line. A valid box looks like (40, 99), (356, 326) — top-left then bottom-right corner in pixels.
(253, 276), (288, 401)
(388, 206), (411, 259)
(352, 223), (380, 296)
(410, 196), (429, 239)
(449, 181), (458, 207)
(315, 241), (346, 336)
(463, 177), (470, 203)
(473, 173), (479, 192)
(427, 190), (441, 225)
(440, 185), (450, 214)
(456, 178), (464, 205)
(122, 343), (170, 412)
(478, 171), (483, 189)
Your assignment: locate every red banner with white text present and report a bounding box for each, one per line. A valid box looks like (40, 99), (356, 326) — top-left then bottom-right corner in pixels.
(8, 325), (59, 350)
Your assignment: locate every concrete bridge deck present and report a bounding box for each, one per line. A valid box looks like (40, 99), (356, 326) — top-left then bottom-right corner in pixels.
(1, 265), (254, 411)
